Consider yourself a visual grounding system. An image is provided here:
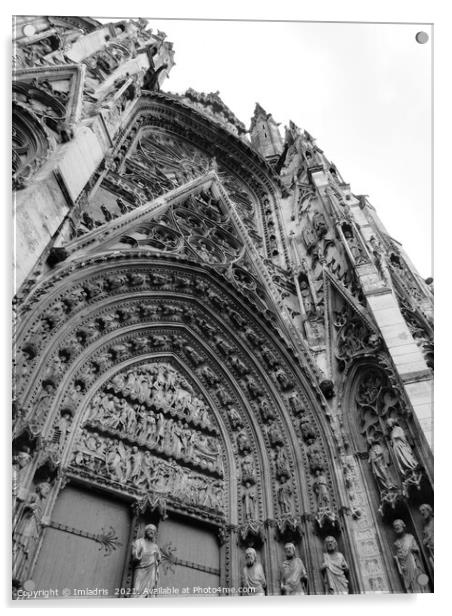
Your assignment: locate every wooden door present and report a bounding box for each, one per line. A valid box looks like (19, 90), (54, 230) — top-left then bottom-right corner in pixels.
(32, 486), (131, 598)
(157, 516), (220, 595)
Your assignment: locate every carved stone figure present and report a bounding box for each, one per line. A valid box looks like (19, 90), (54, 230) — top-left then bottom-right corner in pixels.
(299, 279), (315, 316)
(13, 481), (52, 581)
(241, 454), (256, 483)
(321, 536), (349, 595)
(368, 438), (397, 492)
(132, 524), (161, 597)
(242, 548), (266, 596)
(274, 445), (290, 478)
(237, 430), (251, 455)
(227, 407), (243, 430)
(31, 381), (56, 426)
(12, 447), (32, 497)
(242, 481), (256, 519)
(312, 470), (331, 511)
(419, 504), (433, 566)
(392, 519), (429, 593)
(259, 399), (275, 423)
(386, 419), (419, 477)
(267, 422), (283, 447)
(277, 478), (293, 514)
(280, 543), (307, 595)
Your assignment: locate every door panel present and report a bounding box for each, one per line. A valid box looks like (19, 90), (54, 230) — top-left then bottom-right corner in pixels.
(32, 486), (131, 597)
(157, 517), (220, 594)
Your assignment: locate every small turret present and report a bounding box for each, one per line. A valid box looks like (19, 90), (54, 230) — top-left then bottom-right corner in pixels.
(249, 103), (283, 163)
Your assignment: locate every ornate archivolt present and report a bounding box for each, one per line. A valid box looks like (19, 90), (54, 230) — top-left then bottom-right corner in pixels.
(13, 248), (340, 585)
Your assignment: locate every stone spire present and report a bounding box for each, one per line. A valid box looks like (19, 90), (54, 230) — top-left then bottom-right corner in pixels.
(249, 103), (283, 162)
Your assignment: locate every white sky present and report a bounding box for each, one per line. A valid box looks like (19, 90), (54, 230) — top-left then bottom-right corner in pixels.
(129, 19), (431, 278)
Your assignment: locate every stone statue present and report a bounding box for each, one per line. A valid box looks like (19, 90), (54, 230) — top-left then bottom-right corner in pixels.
(13, 481), (51, 580)
(277, 478), (293, 515)
(132, 524), (161, 597)
(242, 547), (266, 596)
(419, 504), (433, 566)
(12, 447), (32, 497)
(280, 543), (307, 595)
(31, 381), (55, 426)
(320, 536), (349, 594)
(392, 519), (429, 592)
(299, 279), (314, 316)
(368, 438), (396, 492)
(242, 481), (256, 519)
(386, 419), (419, 477)
(312, 469), (331, 511)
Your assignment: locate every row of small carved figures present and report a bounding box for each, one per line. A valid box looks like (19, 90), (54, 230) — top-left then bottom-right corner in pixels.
(71, 432), (225, 511)
(84, 401), (224, 477)
(100, 384), (217, 434)
(99, 368), (217, 432)
(18, 269), (272, 351)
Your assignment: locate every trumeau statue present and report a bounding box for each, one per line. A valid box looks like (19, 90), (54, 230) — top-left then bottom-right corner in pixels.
(320, 536), (349, 595)
(280, 543), (308, 595)
(242, 547), (266, 596)
(132, 524), (161, 597)
(392, 519), (429, 593)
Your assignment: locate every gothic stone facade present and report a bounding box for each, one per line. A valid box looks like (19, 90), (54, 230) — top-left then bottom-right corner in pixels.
(12, 16), (434, 598)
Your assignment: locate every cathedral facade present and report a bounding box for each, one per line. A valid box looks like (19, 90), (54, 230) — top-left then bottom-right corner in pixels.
(12, 16), (434, 598)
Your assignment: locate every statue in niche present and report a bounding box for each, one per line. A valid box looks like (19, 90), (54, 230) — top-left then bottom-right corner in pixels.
(274, 445), (290, 478)
(227, 407), (243, 431)
(242, 481), (257, 519)
(214, 335), (234, 356)
(52, 410), (72, 448)
(237, 431), (251, 455)
(13, 481), (52, 581)
(267, 422), (284, 447)
(299, 416), (316, 444)
(231, 355), (249, 376)
(243, 326), (262, 347)
(280, 543), (308, 595)
(245, 376), (263, 399)
(419, 504), (434, 566)
(260, 344), (279, 368)
(386, 419), (419, 477)
(259, 399), (275, 423)
(241, 454), (256, 483)
(12, 447), (32, 498)
(368, 437), (397, 492)
(31, 381), (56, 427)
(307, 441), (326, 474)
(312, 470), (331, 511)
(299, 279), (315, 316)
(288, 391), (305, 415)
(131, 524), (161, 597)
(277, 477), (293, 515)
(274, 367), (293, 391)
(184, 345), (204, 366)
(242, 548), (266, 596)
(321, 536), (349, 595)
(392, 519), (429, 593)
